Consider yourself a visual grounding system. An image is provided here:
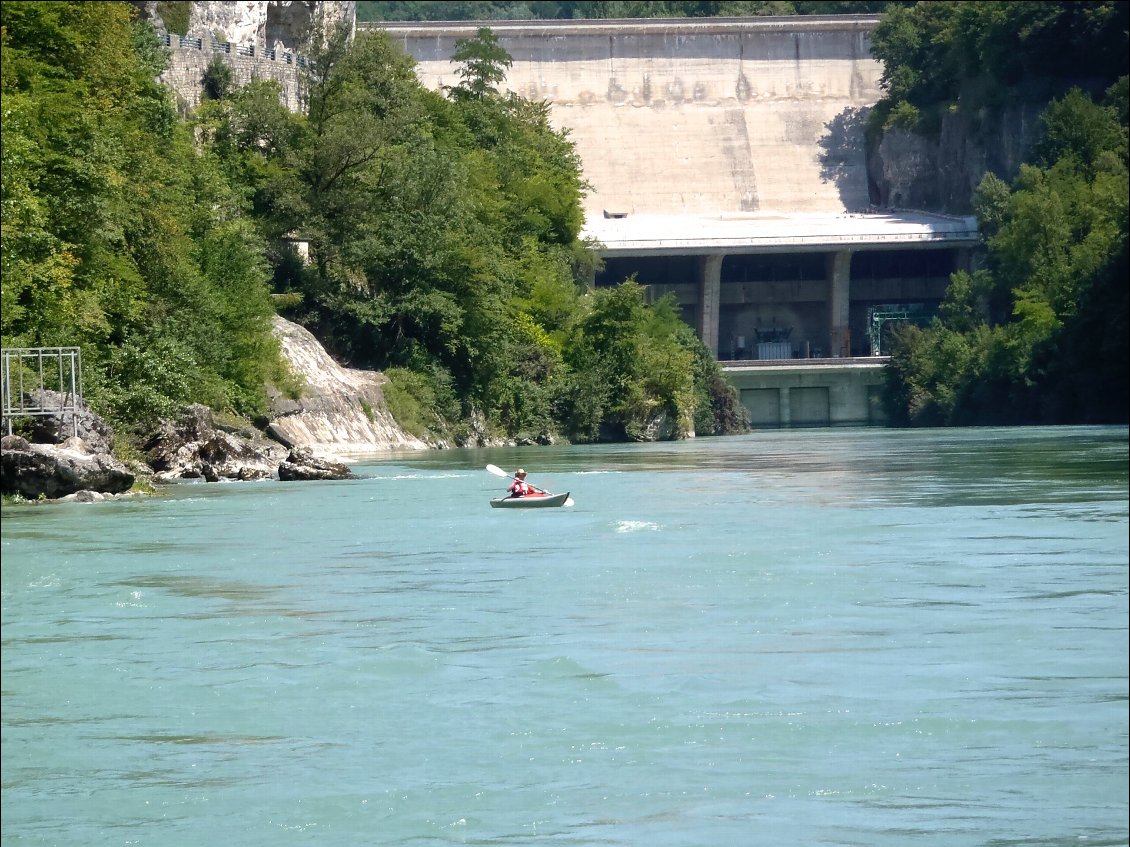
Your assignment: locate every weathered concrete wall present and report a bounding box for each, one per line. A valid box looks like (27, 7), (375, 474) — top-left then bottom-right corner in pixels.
(724, 360), (888, 426)
(375, 17), (883, 219)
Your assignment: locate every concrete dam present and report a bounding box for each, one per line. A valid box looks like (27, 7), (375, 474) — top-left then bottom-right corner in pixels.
(368, 17), (979, 426)
(374, 16), (882, 217)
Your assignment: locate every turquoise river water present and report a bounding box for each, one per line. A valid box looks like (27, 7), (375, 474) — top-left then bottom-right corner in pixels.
(2, 425), (1127, 846)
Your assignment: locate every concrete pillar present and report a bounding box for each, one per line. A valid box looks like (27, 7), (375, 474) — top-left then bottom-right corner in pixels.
(780, 386), (791, 426)
(955, 244), (993, 324)
(958, 244), (987, 274)
(582, 262), (596, 288)
(827, 250), (852, 358)
(698, 254), (723, 358)
(955, 246), (973, 274)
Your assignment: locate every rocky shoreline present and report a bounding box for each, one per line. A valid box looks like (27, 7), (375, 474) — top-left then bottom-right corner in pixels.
(1, 399), (362, 502)
(0, 318), (424, 502)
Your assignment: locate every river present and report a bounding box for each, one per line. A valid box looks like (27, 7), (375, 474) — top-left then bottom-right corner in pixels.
(2, 425), (1127, 846)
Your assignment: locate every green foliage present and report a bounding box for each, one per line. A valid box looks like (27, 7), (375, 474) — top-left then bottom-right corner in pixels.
(884, 79), (1129, 426)
(1034, 87), (1125, 178)
(448, 27), (511, 99)
(971, 171), (1012, 239)
(871, 2), (1128, 115)
(885, 99), (919, 131)
(936, 268), (990, 334)
(0, 3), (754, 452)
(201, 54), (233, 100)
(558, 283), (707, 441)
(869, 2), (1129, 150)
(91, 333), (200, 432)
(155, 1), (191, 35)
(197, 79), (309, 239)
(382, 366), (459, 441)
(272, 291), (305, 310)
(486, 312), (563, 438)
(1, 0), (289, 446)
(258, 26), (612, 440)
(678, 321), (750, 435)
(871, 3), (1127, 426)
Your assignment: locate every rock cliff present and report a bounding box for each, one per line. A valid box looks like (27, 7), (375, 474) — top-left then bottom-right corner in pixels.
(868, 100), (1046, 213)
(131, 1), (355, 52)
(188, 0), (356, 54)
(129, 1), (356, 112)
(267, 316), (431, 457)
(1, 318), (424, 500)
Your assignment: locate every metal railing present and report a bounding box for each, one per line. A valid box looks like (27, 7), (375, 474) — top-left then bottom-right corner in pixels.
(1, 347), (83, 438)
(164, 33), (307, 66)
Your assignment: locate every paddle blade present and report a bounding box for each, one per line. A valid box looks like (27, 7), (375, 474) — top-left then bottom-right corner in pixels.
(564, 497), (575, 507)
(486, 464), (510, 478)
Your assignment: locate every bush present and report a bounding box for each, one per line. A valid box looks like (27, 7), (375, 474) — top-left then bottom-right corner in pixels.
(155, 1), (191, 36)
(886, 100), (920, 131)
(202, 56), (234, 101)
(383, 366), (459, 442)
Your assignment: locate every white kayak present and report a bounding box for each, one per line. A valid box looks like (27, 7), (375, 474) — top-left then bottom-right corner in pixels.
(490, 492), (572, 509)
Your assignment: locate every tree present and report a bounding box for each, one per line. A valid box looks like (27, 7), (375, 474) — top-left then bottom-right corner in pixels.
(447, 26), (511, 99)
(201, 54), (233, 100)
(561, 283), (700, 441)
(870, 1), (1129, 123)
(1, 1), (288, 436)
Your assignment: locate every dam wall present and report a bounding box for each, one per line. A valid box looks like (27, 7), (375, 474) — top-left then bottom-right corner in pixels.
(372, 17), (884, 219)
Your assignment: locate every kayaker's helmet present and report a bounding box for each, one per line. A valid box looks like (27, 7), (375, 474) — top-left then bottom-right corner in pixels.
(515, 469), (526, 478)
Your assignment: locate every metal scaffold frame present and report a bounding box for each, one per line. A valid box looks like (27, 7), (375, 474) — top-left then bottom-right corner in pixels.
(867, 304), (935, 356)
(1, 347), (83, 438)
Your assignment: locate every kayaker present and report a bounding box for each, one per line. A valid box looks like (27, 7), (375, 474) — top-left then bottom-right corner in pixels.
(508, 469), (533, 497)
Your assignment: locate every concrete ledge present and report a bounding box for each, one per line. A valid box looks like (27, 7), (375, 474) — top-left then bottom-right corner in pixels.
(722, 356), (890, 370)
(585, 212), (979, 256)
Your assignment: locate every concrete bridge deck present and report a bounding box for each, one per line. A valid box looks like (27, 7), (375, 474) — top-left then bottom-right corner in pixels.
(586, 209), (977, 255)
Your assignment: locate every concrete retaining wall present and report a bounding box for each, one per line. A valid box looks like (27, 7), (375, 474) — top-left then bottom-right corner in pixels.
(141, 1), (356, 113)
(160, 37), (307, 112)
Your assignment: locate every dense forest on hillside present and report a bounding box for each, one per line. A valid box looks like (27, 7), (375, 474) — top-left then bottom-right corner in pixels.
(1, 2), (747, 450)
(867, 1), (1128, 425)
(2, 2), (293, 434)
